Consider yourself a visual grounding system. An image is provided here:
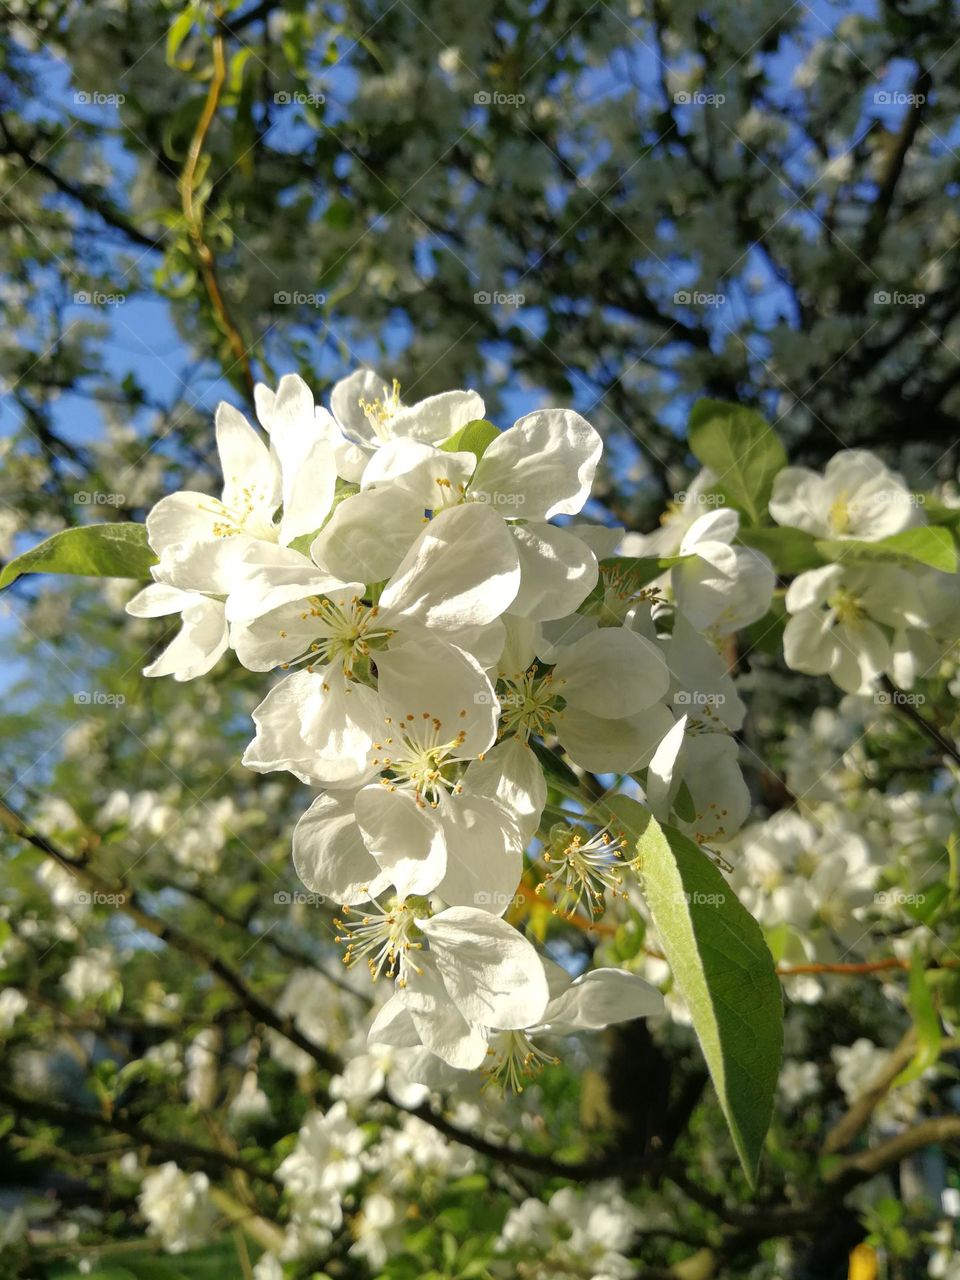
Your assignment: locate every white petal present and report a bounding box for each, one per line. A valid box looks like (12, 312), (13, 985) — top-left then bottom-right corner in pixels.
(388, 389), (486, 443)
(142, 598), (228, 682)
(537, 968), (664, 1033)
(354, 787), (446, 900)
(435, 793), (524, 914)
(679, 506), (739, 553)
(646, 714), (687, 816)
(507, 523), (599, 620)
(392, 959), (489, 1069)
(557, 701), (675, 774)
(126, 583), (198, 618)
(471, 409), (602, 520)
(552, 627), (669, 717)
(225, 542), (347, 622)
(379, 503), (520, 629)
(419, 907), (550, 1029)
(330, 369), (386, 443)
(242, 668), (382, 786)
(215, 401), (280, 512)
(375, 638), (498, 758)
(463, 737), (546, 844)
(293, 793), (387, 905)
(310, 487), (426, 585)
(361, 438), (475, 507)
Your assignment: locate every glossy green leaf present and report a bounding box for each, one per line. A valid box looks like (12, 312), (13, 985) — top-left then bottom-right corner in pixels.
(1, 524), (157, 590)
(439, 419), (500, 459)
(603, 800), (783, 1184)
(815, 525), (957, 573)
(688, 399), (787, 525)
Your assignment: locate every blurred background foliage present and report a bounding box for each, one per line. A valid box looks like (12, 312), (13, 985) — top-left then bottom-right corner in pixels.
(1, 1), (960, 1277)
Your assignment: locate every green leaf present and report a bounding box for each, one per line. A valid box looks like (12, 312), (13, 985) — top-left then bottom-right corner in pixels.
(736, 526), (824, 575)
(439, 419), (500, 459)
(1, 524), (157, 590)
(687, 399), (787, 525)
(815, 525), (957, 573)
(893, 952), (941, 1087)
(605, 801), (783, 1183)
(165, 6), (197, 68)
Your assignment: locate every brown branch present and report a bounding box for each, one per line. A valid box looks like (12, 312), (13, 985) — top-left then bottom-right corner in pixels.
(0, 1082), (276, 1185)
(178, 10), (255, 399)
(880, 675), (960, 769)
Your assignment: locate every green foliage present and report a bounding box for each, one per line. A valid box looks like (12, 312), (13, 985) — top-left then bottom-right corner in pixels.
(0, 524), (156, 589)
(606, 800), (783, 1185)
(687, 400), (787, 526)
(816, 525), (958, 573)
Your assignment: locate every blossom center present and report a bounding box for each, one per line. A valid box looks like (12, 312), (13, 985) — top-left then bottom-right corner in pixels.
(827, 587), (865, 626)
(372, 713), (469, 806)
(828, 491), (853, 535)
(283, 596), (392, 677)
(201, 491), (278, 541)
(537, 822), (629, 918)
(483, 1029), (558, 1093)
(497, 667), (561, 741)
(334, 897), (427, 985)
(358, 378), (403, 442)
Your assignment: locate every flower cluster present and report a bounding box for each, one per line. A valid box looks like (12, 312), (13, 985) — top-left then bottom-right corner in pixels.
(131, 370), (707, 1084)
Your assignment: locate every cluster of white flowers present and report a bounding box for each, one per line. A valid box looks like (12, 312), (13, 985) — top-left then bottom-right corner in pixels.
(130, 371), (958, 1096)
(496, 1181), (649, 1279)
(137, 1163), (218, 1254)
